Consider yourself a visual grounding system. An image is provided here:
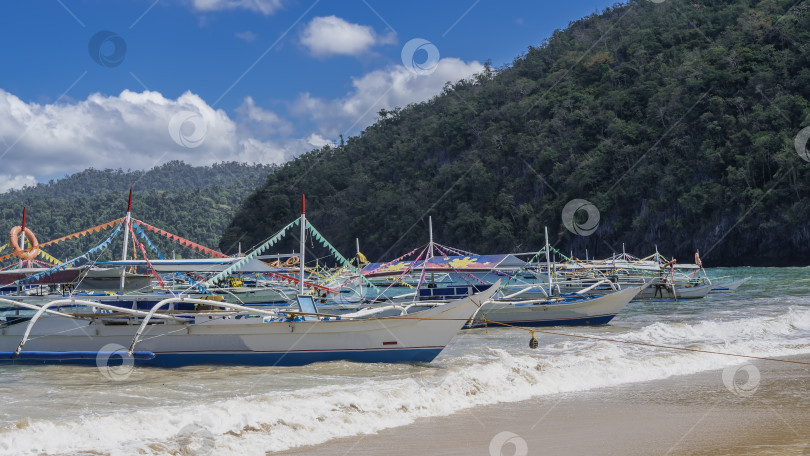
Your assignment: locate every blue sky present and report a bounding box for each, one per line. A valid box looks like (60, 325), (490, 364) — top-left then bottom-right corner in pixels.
(0, 0), (617, 190)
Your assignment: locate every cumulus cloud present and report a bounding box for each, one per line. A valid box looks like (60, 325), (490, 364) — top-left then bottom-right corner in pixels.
(0, 52), (482, 191)
(191, 0), (282, 15)
(236, 96), (293, 137)
(291, 57), (484, 136)
(0, 89), (306, 190)
(300, 16), (396, 57)
(0, 175), (36, 194)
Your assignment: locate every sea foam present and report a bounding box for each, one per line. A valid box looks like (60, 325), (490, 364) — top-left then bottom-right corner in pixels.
(1, 306), (809, 455)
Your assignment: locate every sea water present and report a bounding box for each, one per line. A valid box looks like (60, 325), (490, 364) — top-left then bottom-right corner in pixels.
(0, 267), (808, 455)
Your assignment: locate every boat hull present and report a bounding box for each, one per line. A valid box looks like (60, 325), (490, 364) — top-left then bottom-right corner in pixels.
(0, 286), (495, 366)
(636, 283), (712, 300)
(710, 277), (751, 293)
(474, 286), (640, 327)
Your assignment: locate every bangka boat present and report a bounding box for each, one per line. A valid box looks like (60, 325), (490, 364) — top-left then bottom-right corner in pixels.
(473, 285), (642, 327)
(0, 195), (503, 367)
(0, 282), (496, 366)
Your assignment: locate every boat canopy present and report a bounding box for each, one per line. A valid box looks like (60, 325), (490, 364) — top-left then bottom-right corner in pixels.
(362, 254), (526, 277)
(93, 258), (275, 273)
(559, 260), (701, 271)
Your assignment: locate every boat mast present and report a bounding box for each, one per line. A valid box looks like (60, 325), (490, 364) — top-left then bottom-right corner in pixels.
(428, 216), (434, 257)
(119, 187), (132, 293)
(299, 194), (306, 295)
(427, 216), (435, 285)
(19, 207), (27, 269)
(356, 237), (362, 295)
(544, 226), (552, 296)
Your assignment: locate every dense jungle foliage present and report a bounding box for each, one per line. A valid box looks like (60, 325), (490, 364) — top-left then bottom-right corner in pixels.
(222, 0), (810, 266)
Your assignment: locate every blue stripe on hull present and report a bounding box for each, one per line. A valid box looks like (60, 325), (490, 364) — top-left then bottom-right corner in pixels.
(476, 314), (617, 328)
(0, 348), (444, 367)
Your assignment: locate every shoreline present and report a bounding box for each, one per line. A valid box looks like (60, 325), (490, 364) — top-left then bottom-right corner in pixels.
(276, 355), (810, 455)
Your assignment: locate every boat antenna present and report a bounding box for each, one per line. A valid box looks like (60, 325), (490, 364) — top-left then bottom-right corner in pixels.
(119, 186), (133, 293)
(299, 194), (306, 295)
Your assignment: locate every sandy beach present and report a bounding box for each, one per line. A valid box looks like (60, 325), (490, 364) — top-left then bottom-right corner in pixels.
(278, 355), (810, 456)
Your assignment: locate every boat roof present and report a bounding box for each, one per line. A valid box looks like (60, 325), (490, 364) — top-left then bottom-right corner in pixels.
(559, 260), (700, 271)
(362, 254), (526, 277)
(94, 258), (275, 273)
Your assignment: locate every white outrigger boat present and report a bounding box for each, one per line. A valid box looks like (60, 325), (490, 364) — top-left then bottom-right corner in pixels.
(477, 285), (642, 327)
(473, 229), (644, 327)
(0, 286), (495, 366)
(0, 197), (499, 366)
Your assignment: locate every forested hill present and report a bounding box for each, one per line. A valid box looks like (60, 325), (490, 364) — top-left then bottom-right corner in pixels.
(222, 0), (810, 266)
(0, 162), (273, 260)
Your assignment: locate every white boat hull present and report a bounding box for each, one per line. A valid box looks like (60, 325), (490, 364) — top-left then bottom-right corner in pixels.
(711, 277), (751, 293)
(636, 283), (712, 300)
(0, 286), (495, 366)
(475, 286), (641, 327)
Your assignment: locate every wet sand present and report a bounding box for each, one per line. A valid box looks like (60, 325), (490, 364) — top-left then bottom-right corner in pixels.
(277, 355), (810, 455)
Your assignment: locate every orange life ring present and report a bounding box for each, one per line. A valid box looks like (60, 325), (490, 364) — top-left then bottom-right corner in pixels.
(284, 256), (300, 267)
(10, 226), (39, 261)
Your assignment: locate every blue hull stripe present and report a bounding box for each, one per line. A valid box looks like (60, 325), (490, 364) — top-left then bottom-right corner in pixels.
(473, 314), (617, 328)
(0, 348), (444, 367)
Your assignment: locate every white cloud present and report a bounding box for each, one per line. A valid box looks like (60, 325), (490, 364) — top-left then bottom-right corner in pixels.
(236, 96), (293, 137)
(191, 0), (282, 15)
(0, 53), (482, 190)
(300, 16), (396, 57)
(292, 57), (484, 136)
(0, 174), (36, 193)
(0, 89), (305, 187)
(235, 30), (258, 42)
(306, 133), (333, 148)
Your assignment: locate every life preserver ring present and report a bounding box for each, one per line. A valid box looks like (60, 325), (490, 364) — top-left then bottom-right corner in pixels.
(284, 256), (300, 267)
(10, 226), (39, 261)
